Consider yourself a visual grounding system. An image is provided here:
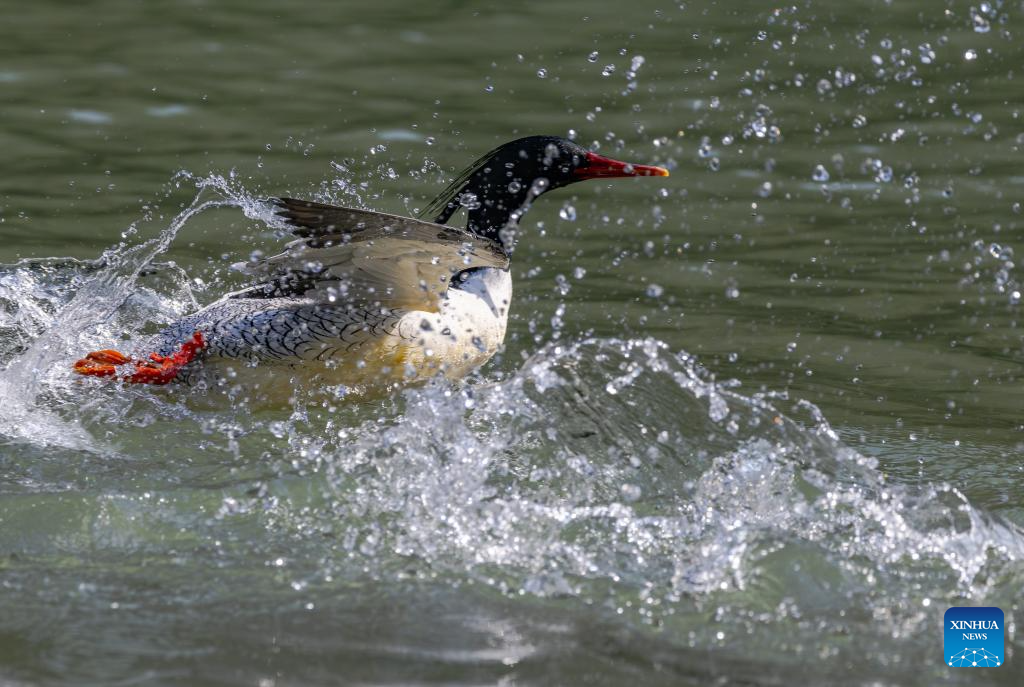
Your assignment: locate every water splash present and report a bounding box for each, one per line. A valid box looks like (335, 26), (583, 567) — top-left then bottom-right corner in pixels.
(0, 172), (259, 448)
(230, 337), (1024, 620)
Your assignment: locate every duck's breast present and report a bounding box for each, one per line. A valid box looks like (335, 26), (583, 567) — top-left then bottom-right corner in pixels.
(400, 267), (512, 379)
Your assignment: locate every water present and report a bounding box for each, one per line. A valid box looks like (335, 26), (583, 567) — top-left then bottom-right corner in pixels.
(1, 1), (1023, 684)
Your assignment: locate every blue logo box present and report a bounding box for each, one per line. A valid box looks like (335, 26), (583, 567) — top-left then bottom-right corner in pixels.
(944, 607), (1004, 668)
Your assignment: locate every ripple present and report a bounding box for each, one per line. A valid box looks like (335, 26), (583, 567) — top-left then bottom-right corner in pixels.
(146, 104), (190, 118)
(67, 109), (113, 125)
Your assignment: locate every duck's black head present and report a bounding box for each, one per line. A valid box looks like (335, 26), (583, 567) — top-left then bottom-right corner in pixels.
(421, 135), (668, 245)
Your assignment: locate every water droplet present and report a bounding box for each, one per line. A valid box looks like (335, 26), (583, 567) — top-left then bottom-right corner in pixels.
(812, 164), (830, 182)
(645, 283), (664, 298)
(537, 68), (547, 79)
(971, 7), (991, 33)
(852, 114), (867, 128)
(698, 138), (714, 159)
(918, 43), (935, 64)
(484, 84), (494, 93)
(425, 136), (435, 146)
(458, 192), (481, 210)
(558, 203), (577, 221)
(758, 181), (773, 198)
(573, 266), (587, 279)
(964, 49), (978, 61)
(601, 64), (616, 77)
(816, 79), (832, 95)
(587, 50), (599, 63)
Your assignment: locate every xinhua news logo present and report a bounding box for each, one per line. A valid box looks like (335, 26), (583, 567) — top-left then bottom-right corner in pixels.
(944, 607), (1004, 668)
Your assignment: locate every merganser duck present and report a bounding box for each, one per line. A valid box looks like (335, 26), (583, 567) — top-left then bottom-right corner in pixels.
(73, 136), (668, 391)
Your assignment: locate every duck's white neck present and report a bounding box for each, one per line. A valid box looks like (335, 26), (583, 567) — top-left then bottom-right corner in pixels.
(450, 267), (513, 321)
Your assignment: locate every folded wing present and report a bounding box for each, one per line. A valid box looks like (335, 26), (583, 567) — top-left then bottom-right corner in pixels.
(231, 197), (509, 312)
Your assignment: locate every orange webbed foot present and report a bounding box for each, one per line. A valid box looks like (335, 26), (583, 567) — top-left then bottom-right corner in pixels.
(72, 349), (132, 377)
(72, 331), (206, 385)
